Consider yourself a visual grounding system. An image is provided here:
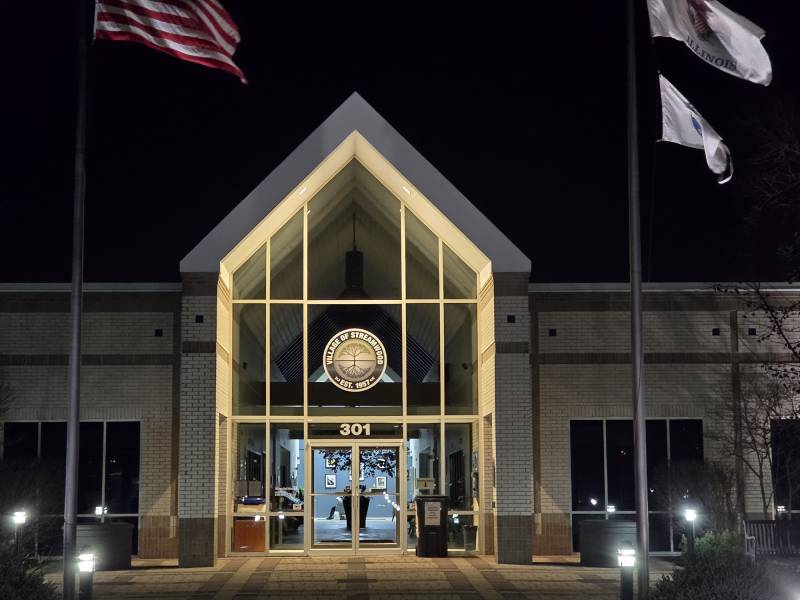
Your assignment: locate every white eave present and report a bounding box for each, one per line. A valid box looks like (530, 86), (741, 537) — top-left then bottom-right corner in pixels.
(180, 92), (531, 276)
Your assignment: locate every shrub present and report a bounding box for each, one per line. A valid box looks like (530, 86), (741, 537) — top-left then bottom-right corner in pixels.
(651, 530), (782, 600)
(0, 546), (58, 600)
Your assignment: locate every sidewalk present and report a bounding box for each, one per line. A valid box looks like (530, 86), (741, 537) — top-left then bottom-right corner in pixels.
(47, 554), (676, 599)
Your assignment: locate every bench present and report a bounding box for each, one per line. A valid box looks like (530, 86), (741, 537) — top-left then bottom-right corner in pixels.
(743, 519), (800, 558)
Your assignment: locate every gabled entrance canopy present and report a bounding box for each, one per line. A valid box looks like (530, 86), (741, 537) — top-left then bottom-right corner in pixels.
(180, 93), (530, 288)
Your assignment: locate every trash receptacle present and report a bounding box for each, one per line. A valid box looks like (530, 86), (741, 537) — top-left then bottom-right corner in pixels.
(415, 495), (449, 557)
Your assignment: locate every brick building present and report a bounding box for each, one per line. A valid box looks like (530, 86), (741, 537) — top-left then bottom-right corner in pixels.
(0, 95), (796, 565)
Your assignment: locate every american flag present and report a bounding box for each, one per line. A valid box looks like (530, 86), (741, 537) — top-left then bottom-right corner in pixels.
(94, 0), (246, 82)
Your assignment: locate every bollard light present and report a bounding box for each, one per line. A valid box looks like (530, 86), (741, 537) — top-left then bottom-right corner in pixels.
(607, 505), (616, 514)
(78, 552), (96, 573)
(254, 515), (262, 522)
(12, 511), (27, 525)
(590, 498), (598, 507)
(617, 541), (635, 600)
(94, 506), (108, 516)
(777, 505), (787, 514)
(617, 543), (636, 568)
(278, 512), (285, 520)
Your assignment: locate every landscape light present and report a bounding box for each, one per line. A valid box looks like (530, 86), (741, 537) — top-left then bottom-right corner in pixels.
(78, 552), (96, 573)
(617, 543), (636, 568)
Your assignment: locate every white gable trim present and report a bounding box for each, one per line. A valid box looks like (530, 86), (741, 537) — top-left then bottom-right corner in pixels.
(181, 93), (531, 282)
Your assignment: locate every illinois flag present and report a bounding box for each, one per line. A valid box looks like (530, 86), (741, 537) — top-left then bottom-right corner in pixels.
(95, 0), (246, 83)
(648, 0), (771, 85)
(659, 75), (732, 183)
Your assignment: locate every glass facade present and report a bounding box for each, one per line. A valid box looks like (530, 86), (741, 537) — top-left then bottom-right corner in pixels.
(228, 159), (481, 554)
(569, 418), (704, 553)
(0, 421), (141, 555)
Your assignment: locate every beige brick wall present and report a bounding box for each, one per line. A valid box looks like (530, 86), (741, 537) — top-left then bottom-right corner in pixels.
(538, 311), (731, 354)
(0, 312), (173, 355)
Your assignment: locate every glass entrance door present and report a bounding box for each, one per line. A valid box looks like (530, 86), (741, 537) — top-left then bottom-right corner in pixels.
(358, 446), (401, 547)
(310, 443), (401, 552)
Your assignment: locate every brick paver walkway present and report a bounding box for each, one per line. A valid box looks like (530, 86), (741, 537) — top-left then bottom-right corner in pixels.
(49, 555), (673, 599)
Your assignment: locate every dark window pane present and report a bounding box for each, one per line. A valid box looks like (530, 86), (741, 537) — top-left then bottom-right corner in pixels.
(105, 422), (140, 514)
(772, 418), (800, 511)
(649, 513), (671, 552)
(605, 420), (635, 511)
(571, 514), (606, 552)
(233, 304), (266, 416)
(570, 421), (605, 511)
(405, 210), (439, 299)
(445, 423), (477, 511)
(646, 420), (668, 511)
(444, 304), (477, 415)
(40, 422), (67, 514)
(3, 422), (38, 459)
(406, 304), (440, 415)
(78, 422), (103, 515)
(233, 244), (266, 299)
(669, 420), (704, 463)
(270, 304), (303, 416)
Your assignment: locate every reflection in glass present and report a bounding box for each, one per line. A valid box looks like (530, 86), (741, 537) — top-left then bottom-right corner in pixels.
(105, 422), (140, 514)
(649, 513), (671, 552)
(312, 447), (353, 545)
(606, 420), (635, 511)
(270, 515), (303, 549)
(307, 304), (402, 416)
(232, 423), (266, 514)
(270, 210), (303, 299)
(571, 514), (606, 552)
(646, 420), (668, 510)
(233, 304), (266, 415)
(405, 209), (439, 299)
(447, 513), (478, 551)
(407, 424), (440, 504)
(445, 423), (477, 511)
(443, 244), (476, 299)
(444, 304), (477, 414)
(570, 421), (604, 511)
(308, 161), (401, 300)
(78, 422), (103, 515)
(270, 423), (304, 512)
(406, 304), (440, 414)
(270, 304), (303, 415)
(40, 422), (67, 514)
(669, 420), (704, 463)
(233, 244), (266, 300)
(359, 447), (400, 545)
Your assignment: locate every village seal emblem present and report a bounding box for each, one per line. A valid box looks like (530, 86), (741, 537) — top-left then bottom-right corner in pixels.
(323, 329), (386, 392)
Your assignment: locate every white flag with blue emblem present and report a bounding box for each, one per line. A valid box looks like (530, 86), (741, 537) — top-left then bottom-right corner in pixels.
(659, 75), (732, 183)
(648, 0), (772, 85)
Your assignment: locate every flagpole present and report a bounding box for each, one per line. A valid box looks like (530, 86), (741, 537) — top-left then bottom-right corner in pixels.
(626, 0), (650, 597)
(63, 1), (92, 598)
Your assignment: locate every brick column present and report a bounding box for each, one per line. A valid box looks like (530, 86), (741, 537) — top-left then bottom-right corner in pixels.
(493, 272), (533, 564)
(178, 273), (219, 567)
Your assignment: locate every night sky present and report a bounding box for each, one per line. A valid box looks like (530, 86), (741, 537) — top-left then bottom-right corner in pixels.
(4, 1), (799, 283)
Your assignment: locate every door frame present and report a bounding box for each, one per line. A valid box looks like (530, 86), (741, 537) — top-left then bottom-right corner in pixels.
(306, 439), (405, 555)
